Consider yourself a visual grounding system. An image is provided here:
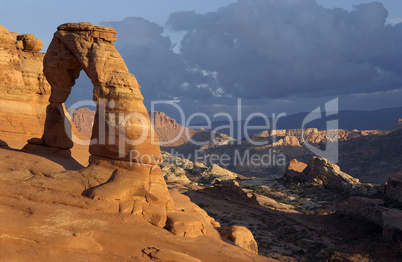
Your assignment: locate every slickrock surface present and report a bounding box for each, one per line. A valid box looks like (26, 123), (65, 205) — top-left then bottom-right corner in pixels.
(35, 22), (261, 246)
(0, 25), (50, 136)
(0, 146), (272, 261)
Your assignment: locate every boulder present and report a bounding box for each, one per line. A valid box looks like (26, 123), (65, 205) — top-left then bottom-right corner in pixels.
(385, 170), (402, 203)
(220, 226), (258, 254)
(307, 156), (360, 190)
(16, 33), (43, 52)
(284, 159), (308, 181)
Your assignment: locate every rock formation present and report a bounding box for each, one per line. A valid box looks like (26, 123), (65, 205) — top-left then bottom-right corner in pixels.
(337, 197), (386, 226)
(0, 146), (271, 261)
(220, 226), (258, 254)
(385, 170), (402, 203)
(0, 25), (50, 136)
(284, 157), (380, 195)
(382, 208), (402, 245)
(337, 196), (402, 246)
(149, 111), (197, 147)
(307, 156), (361, 190)
(39, 22), (174, 227)
(69, 107), (95, 138)
(284, 159), (308, 181)
(250, 128), (386, 146)
(202, 180), (260, 206)
(272, 135), (301, 147)
(160, 151), (250, 186)
(200, 164), (239, 183)
(69, 108), (196, 144)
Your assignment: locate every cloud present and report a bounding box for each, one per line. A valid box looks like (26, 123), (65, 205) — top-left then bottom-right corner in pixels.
(101, 17), (215, 102)
(94, 1), (402, 120)
(167, 0), (402, 99)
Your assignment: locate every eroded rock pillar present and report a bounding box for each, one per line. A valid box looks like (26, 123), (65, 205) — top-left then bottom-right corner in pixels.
(42, 22), (173, 227)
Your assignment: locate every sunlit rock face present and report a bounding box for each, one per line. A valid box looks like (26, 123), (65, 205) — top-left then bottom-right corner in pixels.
(0, 25), (50, 136)
(42, 22), (173, 227)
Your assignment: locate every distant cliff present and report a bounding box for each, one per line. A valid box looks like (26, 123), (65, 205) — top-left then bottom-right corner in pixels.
(149, 111), (197, 147)
(70, 108), (198, 146)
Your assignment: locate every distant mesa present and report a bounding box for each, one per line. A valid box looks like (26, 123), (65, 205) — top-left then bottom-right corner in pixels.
(249, 128), (385, 145)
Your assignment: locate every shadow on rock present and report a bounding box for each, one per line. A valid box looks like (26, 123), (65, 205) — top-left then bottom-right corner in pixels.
(21, 138), (84, 170)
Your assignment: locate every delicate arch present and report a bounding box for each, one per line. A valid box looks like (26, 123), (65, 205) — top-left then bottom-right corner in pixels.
(42, 22), (160, 164)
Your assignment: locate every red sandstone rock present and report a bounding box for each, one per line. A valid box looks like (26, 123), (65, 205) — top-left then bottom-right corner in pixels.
(0, 25), (50, 136)
(41, 22), (172, 227)
(284, 159), (308, 181)
(16, 33), (43, 52)
(69, 108), (95, 138)
(307, 156), (360, 190)
(221, 225), (259, 254)
(149, 111), (197, 147)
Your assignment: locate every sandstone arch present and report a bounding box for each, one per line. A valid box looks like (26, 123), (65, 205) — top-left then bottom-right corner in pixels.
(43, 22), (160, 161)
(42, 22), (173, 227)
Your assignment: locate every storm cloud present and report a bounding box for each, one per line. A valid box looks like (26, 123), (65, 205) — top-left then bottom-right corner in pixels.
(96, 0), (402, 119)
(101, 17), (215, 102)
(167, 0), (402, 99)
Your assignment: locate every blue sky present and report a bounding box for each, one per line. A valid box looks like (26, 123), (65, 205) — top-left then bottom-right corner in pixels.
(0, 0), (236, 48)
(1, 0), (401, 120)
(1, 0), (401, 48)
